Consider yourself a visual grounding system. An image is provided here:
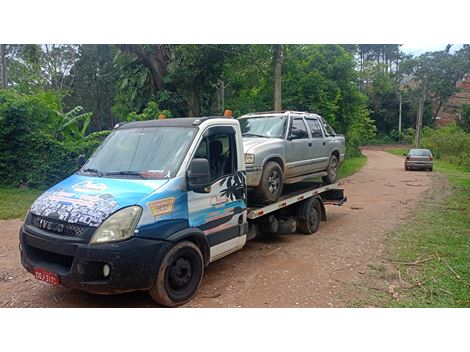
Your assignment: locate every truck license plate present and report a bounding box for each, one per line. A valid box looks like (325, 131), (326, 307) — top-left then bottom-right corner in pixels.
(34, 268), (60, 286)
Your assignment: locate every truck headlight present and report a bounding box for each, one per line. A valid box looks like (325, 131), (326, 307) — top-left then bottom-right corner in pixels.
(245, 153), (255, 164)
(90, 206), (142, 244)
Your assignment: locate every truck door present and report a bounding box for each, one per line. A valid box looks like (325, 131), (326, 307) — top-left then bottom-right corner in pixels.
(285, 115), (311, 177)
(305, 116), (329, 170)
(187, 125), (247, 262)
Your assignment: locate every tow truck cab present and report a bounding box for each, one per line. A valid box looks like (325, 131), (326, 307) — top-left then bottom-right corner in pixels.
(19, 116), (345, 306)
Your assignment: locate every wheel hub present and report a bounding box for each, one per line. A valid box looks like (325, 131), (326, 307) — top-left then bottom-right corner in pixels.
(169, 258), (192, 289)
(268, 171), (280, 194)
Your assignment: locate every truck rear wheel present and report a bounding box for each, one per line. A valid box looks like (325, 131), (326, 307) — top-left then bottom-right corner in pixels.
(149, 241), (204, 307)
(254, 161), (284, 204)
(297, 197), (321, 235)
(322, 155), (338, 184)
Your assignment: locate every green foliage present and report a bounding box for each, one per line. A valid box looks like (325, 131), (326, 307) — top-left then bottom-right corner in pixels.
(0, 90), (101, 189)
(458, 103), (470, 133)
(126, 101), (172, 122)
(421, 124), (470, 168)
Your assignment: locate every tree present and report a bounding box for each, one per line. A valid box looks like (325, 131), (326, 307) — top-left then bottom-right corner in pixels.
(401, 47), (470, 121)
(64, 45), (119, 131)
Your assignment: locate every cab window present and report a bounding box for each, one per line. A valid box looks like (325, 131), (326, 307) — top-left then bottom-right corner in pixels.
(305, 118), (323, 138)
(194, 132), (236, 182)
(290, 118), (309, 139)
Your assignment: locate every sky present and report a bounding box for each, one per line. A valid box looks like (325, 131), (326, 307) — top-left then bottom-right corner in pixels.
(401, 44), (464, 57)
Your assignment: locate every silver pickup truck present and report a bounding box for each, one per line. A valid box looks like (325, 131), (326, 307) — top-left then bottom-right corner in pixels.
(239, 111), (345, 204)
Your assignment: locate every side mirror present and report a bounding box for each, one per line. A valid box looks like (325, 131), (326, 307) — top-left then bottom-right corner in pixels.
(403, 153), (407, 156)
(77, 154), (86, 168)
(187, 158), (211, 191)
(288, 129), (303, 140)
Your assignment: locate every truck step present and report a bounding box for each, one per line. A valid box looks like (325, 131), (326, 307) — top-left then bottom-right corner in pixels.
(284, 171), (328, 184)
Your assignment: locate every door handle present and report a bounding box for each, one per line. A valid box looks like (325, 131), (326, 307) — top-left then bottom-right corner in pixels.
(308, 142), (312, 147)
(322, 142), (326, 145)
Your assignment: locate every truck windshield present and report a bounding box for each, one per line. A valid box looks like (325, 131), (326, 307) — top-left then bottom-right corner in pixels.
(81, 127), (196, 179)
(239, 116), (287, 138)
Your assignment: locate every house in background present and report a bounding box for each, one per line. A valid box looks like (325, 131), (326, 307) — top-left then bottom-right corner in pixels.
(435, 74), (470, 126)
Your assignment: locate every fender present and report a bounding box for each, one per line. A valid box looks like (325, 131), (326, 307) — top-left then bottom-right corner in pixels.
(261, 153), (286, 170)
(166, 227), (211, 265)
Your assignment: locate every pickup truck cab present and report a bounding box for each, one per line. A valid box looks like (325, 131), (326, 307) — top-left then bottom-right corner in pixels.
(19, 116), (345, 306)
(239, 111), (345, 204)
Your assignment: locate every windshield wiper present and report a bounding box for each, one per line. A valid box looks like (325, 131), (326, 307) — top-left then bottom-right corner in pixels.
(105, 171), (146, 179)
(242, 133), (267, 138)
(82, 168), (104, 177)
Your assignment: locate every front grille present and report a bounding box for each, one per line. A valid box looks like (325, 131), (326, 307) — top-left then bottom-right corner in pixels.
(31, 214), (88, 238)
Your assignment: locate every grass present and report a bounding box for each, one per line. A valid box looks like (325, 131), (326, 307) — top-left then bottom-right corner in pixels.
(0, 188), (42, 220)
(370, 148), (470, 307)
(338, 154), (367, 180)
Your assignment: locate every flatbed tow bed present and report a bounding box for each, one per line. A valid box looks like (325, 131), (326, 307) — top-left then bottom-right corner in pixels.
(244, 182), (347, 239)
(247, 182), (346, 220)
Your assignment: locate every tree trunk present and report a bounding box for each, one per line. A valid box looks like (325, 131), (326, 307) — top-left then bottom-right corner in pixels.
(0, 44), (7, 89)
(273, 44), (283, 112)
(117, 45), (169, 91)
(188, 88), (200, 117)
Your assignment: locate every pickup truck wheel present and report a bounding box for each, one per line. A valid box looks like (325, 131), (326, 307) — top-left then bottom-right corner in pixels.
(297, 197), (321, 235)
(149, 241), (204, 307)
(254, 161), (284, 204)
(322, 155), (338, 184)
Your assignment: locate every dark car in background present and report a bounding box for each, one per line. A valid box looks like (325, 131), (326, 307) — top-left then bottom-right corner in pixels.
(404, 149), (433, 171)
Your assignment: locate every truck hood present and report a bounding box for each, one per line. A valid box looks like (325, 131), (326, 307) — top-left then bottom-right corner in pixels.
(242, 137), (283, 153)
(29, 174), (169, 227)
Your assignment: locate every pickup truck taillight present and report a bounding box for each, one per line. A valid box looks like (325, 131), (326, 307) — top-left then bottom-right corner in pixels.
(406, 156), (410, 160)
(429, 156), (433, 161)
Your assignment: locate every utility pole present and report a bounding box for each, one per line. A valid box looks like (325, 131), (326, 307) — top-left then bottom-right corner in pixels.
(398, 93), (402, 133)
(415, 87), (425, 148)
(0, 44), (7, 89)
(273, 44), (283, 112)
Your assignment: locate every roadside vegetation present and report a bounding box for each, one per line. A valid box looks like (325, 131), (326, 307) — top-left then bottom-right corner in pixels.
(0, 188), (42, 220)
(368, 146), (470, 307)
(338, 154), (367, 180)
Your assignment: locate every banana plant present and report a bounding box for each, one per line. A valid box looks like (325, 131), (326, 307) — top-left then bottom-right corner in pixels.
(56, 105), (93, 139)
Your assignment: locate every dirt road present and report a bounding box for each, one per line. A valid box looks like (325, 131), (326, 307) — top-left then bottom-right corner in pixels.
(0, 148), (431, 307)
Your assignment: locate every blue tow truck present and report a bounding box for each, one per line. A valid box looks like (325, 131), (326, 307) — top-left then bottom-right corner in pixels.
(19, 116), (346, 306)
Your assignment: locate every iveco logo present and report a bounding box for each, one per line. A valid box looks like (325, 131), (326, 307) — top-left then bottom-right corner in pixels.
(39, 219), (64, 233)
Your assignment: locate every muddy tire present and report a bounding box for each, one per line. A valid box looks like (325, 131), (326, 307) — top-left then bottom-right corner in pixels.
(254, 161), (284, 204)
(322, 155), (339, 184)
(148, 241), (204, 307)
(297, 197), (321, 235)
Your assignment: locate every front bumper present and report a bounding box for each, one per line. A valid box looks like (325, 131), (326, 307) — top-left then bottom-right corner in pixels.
(19, 225), (172, 294)
(246, 166), (263, 187)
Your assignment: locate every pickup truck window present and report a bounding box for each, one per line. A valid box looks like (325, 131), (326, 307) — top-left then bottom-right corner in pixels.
(321, 119), (336, 136)
(239, 116), (287, 139)
(194, 132), (236, 181)
(305, 118), (323, 138)
(290, 118), (309, 139)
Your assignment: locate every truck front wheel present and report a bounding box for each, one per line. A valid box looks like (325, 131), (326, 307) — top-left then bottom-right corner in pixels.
(149, 241), (204, 307)
(254, 161), (284, 204)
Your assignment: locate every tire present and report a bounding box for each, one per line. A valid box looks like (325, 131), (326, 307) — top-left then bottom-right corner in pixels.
(297, 197), (321, 235)
(322, 155), (339, 184)
(254, 161), (284, 204)
(148, 241), (204, 307)
(405, 165), (409, 171)
(429, 167), (433, 172)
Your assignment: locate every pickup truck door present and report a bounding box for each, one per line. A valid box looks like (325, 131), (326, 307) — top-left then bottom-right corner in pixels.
(187, 126), (247, 262)
(305, 117), (329, 171)
(285, 115), (312, 177)
(319, 117), (340, 160)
